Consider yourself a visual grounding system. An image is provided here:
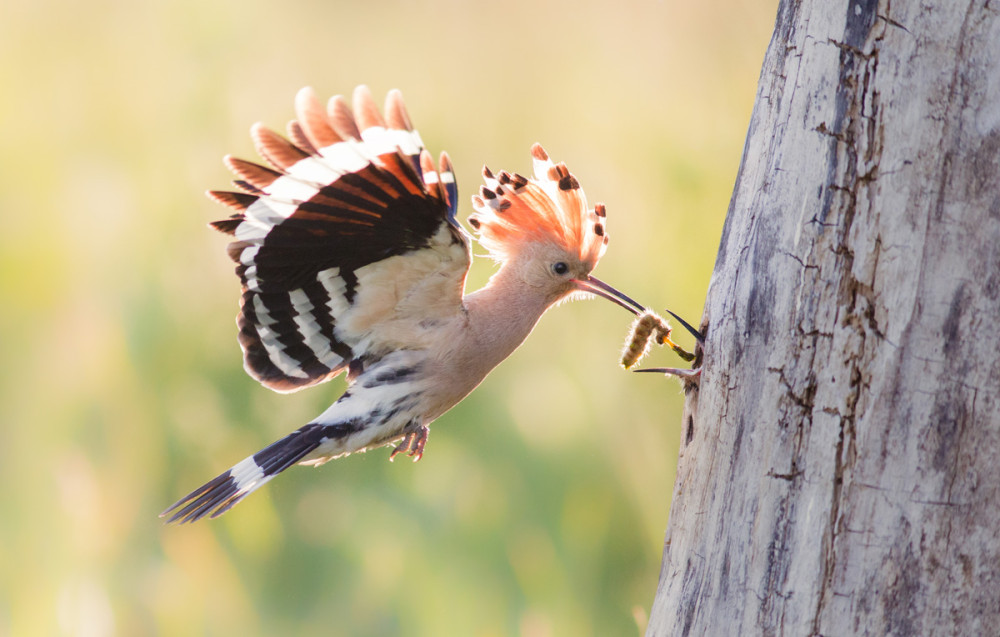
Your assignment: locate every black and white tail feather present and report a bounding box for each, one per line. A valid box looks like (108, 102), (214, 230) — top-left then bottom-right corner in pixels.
(162, 87), (470, 523)
(163, 351), (431, 523)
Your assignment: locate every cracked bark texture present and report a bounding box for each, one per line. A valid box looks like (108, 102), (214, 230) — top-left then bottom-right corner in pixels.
(646, 0), (1000, 635)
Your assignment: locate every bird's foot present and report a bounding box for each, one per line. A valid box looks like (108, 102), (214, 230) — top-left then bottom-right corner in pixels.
(389, 425), (429, 462)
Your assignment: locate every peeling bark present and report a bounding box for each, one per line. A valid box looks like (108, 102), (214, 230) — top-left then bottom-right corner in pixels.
(646, 0), (1000, 634)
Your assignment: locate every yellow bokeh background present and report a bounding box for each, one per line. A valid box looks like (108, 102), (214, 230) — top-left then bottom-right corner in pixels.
(0, 0), (775, 634)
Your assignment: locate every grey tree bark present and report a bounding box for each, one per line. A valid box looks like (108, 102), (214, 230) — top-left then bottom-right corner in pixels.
(646, 1), (1000, 635)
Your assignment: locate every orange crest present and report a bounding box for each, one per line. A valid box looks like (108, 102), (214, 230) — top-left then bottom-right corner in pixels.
(468, 144), (608, 267)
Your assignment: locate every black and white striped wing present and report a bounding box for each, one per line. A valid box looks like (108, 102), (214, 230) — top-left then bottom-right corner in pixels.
(209, 86), (469, 392)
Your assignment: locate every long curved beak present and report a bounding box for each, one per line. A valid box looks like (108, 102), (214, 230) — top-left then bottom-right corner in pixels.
(662, 308), (705, 346)
(633, 366), (702, 379)
(571, 275), (705, 345)
(571, 275), (645, 315)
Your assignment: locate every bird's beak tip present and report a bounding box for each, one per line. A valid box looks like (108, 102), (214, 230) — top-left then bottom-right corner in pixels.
(633, 366), (702, 379)
(662, 308), (706, 345)
(572, 276), (645, 315)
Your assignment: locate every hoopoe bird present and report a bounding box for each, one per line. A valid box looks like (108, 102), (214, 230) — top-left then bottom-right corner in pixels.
(162, 86), (700, 523)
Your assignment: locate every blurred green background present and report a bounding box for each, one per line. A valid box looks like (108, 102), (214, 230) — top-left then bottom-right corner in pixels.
(0, 0), (774, 634)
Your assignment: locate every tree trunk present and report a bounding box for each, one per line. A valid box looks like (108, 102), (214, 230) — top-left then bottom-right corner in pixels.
(646, 1), (1000, 635)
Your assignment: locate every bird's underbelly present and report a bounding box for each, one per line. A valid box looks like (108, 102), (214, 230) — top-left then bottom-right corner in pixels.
(301, 409), (423, 465)
(295, 349), (445, 465)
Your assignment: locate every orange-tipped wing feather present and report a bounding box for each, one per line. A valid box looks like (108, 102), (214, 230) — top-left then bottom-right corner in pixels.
(208, 86), (469, 393)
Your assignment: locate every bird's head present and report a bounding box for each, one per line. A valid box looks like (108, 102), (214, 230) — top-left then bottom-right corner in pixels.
(469, 144), (644, 312)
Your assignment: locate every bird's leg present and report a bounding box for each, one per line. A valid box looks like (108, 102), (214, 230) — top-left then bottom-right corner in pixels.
(389, 425), (430, 462)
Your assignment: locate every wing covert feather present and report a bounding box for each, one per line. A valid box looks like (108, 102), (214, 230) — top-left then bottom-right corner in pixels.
(209, 87), (468, 392)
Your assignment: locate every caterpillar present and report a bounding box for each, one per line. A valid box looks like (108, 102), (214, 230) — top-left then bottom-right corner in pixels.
(620, 310), (696, 369)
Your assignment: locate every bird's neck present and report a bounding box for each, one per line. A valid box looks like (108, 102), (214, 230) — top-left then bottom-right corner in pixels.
(416, 263), (553, 421)
(462, 262), (553, 369)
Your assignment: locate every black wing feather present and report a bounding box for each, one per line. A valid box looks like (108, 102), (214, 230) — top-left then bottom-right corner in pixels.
(209, 94), (466, 393)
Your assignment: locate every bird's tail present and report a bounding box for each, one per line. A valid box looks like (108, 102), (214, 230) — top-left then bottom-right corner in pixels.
(161, 423), (333, 524)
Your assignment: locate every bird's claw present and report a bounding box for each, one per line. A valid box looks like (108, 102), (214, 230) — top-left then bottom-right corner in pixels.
(389, 425), (429, 462)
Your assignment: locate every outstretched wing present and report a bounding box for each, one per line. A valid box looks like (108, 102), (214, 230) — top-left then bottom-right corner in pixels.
(208, 86), (470, 393)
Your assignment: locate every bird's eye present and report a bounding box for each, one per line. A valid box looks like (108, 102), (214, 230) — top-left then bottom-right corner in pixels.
(551, 261), (569, 276)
